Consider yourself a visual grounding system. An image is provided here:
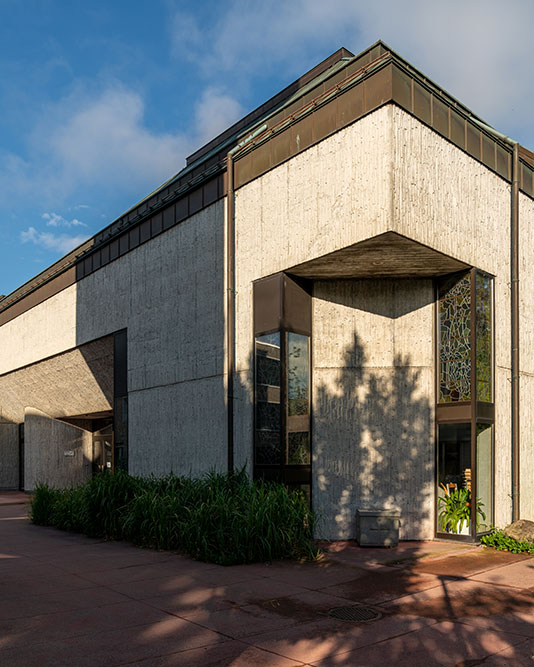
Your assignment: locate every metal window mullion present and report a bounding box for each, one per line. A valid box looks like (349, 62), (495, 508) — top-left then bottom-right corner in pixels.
(470, 269), (477, 538)
(281, 329), (288, 470)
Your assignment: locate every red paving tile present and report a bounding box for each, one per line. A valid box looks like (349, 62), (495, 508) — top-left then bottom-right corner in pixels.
(410, 546), (532, 577)
(243, 613), (437, 664)
(246, 560), (369, 590)
(142, 578), (311, 617)
(320, 539), (477, 565)
(380, 577), (534, 621)
(311, 620), (528, 666)
(318, 566), (442, 605)
(179, 604), (303, 639)
(470, 556), (534, 588)
(455, 609), (534, 639)
(0, 600), (170, 650)
(128, 641), (306, 666)
(246, 590), (369, 624)
(483, 638), (534, 666)
(2, 502), (534, 666)
(0, 585), (130, 621)
(0, 616), (227, 667)
(0, 491), (30, 506)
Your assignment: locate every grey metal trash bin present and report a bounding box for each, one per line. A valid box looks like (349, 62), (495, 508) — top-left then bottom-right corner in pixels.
(356, 508), (401, 547)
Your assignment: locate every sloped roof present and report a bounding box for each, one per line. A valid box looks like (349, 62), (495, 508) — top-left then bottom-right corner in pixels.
(1, 40), (533, 320)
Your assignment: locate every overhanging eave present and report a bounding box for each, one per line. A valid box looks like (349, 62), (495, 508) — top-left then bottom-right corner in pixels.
(287, 232), (471, 280)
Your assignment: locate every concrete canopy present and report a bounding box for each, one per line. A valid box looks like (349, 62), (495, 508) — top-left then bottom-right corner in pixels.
(0, 337), (113, 424)
(287, 232), (471, 279)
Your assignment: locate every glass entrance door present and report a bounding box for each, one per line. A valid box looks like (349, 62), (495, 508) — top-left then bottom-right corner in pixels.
(93, 426), (113, 475)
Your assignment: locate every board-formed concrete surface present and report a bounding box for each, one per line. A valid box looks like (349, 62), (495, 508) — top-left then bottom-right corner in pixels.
(1, 499), (533, 666)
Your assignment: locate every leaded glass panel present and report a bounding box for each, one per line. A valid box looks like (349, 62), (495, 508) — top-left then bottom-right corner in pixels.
(288, 432), (310, 464)
(288, 333), (310, 416)
(476, 273), (492, 402)
(439, 275), (472, 402)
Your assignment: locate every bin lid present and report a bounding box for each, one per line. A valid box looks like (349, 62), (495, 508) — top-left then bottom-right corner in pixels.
(357, 508), (401, 517)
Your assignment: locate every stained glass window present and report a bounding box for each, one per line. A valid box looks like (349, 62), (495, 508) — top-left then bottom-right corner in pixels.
(439, 275), (472, 402)
(476, 273), (492, 402)
(288, 432), (310, 464)
(288, 333), (309, 416)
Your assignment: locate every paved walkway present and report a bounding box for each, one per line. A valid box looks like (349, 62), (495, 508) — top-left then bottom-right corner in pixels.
(1, 498), (533, 666)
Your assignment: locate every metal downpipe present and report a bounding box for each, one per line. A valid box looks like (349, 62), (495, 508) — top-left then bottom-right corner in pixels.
(511, 142), (520, 521)
(226, 152), (235, 473)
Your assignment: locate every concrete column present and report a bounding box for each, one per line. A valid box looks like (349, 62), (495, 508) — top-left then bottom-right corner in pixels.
(0, 421), (19, 489)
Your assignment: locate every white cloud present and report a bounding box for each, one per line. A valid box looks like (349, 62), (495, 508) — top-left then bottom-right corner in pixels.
(20, 226), (89, 254)
(193, 87), (245, 145)
(43, 84), (190, 192)
(355, 0), (534, 137)
(0, 78), (244, 213)
(170, 0), (534, 146)
(42, 212), (87, 228)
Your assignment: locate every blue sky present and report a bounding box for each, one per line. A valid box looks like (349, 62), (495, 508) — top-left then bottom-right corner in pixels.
(1, 0), (533, 296)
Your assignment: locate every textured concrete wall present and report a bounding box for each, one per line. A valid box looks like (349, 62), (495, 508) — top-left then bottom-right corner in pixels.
(519, 193), (534, 520)
(0, 286), (77, 375)
(0, 337), (113, 423)
(0, 422), (18, 489)
(74, 201), (227, 478)
(0, 202), (226, 481)
(233, 103), (522, 536)
(312, 279), (434, 540)
(24, 407), (92, 490)
(233, 106), (394, 472)
(391, 106), (514, 527)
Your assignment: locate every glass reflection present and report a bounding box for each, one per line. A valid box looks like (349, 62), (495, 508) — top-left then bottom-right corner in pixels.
(255, 332), (281, 465)
(476, 424), (493, 533)
(437, 423), (472, 535)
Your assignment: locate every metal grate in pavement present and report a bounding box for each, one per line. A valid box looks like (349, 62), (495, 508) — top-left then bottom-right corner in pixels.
(327, 606), (382, 622)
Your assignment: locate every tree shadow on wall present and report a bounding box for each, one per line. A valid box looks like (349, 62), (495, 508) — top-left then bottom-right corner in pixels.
(313, 330), (433, 541)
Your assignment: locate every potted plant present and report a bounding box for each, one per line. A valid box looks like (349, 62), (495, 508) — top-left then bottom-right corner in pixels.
(437, 484), (486, 534)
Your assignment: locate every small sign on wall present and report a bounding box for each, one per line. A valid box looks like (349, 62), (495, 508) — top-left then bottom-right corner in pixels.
(64, 450), (75, 457)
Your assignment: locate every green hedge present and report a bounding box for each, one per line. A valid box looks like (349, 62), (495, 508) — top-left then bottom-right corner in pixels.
(30, 469), (317, 565)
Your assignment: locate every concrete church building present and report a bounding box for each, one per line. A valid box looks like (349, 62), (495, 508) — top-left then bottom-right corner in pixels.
(1, 42), (533, 542)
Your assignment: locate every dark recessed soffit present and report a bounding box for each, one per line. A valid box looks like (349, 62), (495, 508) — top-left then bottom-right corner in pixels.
(287, 232), (471, 279)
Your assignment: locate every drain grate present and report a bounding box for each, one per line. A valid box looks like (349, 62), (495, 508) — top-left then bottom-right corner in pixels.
(327, 606), (382, 623)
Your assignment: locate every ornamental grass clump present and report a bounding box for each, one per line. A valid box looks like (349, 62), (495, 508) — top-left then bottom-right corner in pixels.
(29, 483), (61, 526)
(29, 468), (317, 565)
(82, 468), (144, 538)
(178, 470), (315, 565)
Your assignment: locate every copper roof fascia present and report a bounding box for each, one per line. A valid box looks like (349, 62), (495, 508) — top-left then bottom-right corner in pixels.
(231, 49), (515, 164)
(231, 52), (392, 161)
(0, 239), (94, 311)
(186, 46), (356, 166)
